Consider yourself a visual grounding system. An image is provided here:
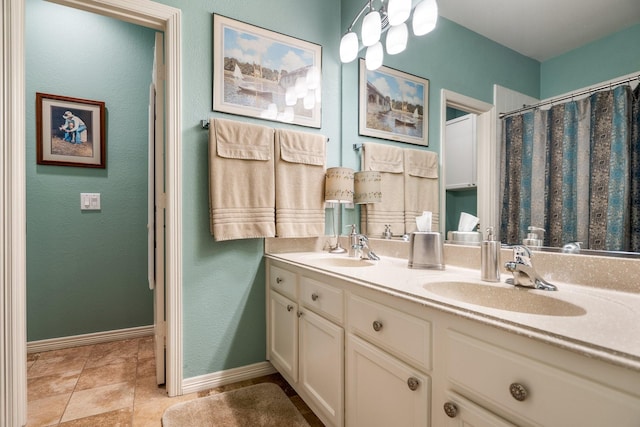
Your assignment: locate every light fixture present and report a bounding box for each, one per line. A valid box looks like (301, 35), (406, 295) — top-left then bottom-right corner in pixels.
(354, 171), (382, 236)
(339, 0), (438, 70)
(325, 167), (354, 254)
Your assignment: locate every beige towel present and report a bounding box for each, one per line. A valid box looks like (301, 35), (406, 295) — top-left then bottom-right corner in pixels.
(275, 129), (326, 237)
(361, 142), (405, 237)
(404, 148), (439, 233)
(209, 118), (275, 241)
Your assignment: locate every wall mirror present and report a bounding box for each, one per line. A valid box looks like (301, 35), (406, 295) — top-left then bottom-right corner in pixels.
(338, 0), (640, 259)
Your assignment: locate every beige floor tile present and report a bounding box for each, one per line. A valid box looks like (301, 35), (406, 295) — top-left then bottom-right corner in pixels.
(133, 375), (169, 406)
(61, 381), (134, 423)
(136, 357), (156, 378)
(26, 393), (70, 427)
(76, 359), (137, 391)
(137, 337), (155, 359)
(28, 353), (88, 379)
(85, 339), (139, 369)
(28, 371), (79, 401)
(59, 407), (132, 427)
(133, 393), (197, 427)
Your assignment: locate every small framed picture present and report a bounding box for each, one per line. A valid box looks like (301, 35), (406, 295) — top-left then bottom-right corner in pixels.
(36, 92), (106, 168)
(359, 58), (429, 146)
(212, 14), (322, 128)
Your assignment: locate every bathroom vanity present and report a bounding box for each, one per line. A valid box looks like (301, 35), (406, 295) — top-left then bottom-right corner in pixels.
(265, 245), (640, 427)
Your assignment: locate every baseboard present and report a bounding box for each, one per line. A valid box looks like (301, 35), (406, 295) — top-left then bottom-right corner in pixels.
(182, 361), (277, 394)
(27, 325), (154, 354)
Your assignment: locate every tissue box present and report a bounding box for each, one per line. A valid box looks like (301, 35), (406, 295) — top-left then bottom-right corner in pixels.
(447, 231), (482, 245)
(409, 232), (445, 270)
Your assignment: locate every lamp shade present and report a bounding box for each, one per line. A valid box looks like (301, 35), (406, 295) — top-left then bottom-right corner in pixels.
(325, 167), (354, 203)
(365, 41), (384, 70)
(387, 0), (412, 26)
(386, 23), (408, 55)
(361, 9), (382, 47)
(340, 32), (359, 63)
(412, 0), (438, 36)
(354, 171), (382, 204)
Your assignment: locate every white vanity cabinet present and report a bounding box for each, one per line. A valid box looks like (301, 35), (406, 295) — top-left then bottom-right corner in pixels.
(267, 263), (344, 427)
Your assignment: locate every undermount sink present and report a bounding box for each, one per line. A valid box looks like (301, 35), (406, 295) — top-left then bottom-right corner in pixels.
(422, 281), (586, 316)
(302, 256), (376, 268)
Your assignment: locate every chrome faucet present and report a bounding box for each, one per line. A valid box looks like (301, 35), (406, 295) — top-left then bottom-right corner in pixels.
(354, 234), (380, 261)
(504, 246), (557, 291)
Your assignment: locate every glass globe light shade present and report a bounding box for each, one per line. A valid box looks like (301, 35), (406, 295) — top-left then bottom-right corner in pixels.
(412, 0), (438, 36)
(387, 0), (411, 26)
(365, 41), (383, 71)
(295, 76), (308, 98)
(339, 32), (359, 63)
(305, 66), (321, 90)
(386, 23), (408, 55)
(361, 10), (381, 47)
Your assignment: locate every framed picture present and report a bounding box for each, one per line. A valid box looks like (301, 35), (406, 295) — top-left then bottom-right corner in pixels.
(213, 14), (322, 128)
(36, 93), (106, 168)
(358, 59), (429, 146)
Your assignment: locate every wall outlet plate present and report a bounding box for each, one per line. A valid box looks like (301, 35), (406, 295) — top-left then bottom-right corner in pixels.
(80, 193), (101, 210)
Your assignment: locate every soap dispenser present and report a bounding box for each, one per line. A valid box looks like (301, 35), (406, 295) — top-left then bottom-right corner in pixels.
(523, 226), (545, 249)
(347, 224), (359, 258)
(481, 227), (500, 282)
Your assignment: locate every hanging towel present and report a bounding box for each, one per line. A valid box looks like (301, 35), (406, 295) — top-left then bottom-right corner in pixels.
(209, 118), (276, 241)
(361, 142), (405, 237)
(274, 129), (326, 237)
(404, 148), (439, 233)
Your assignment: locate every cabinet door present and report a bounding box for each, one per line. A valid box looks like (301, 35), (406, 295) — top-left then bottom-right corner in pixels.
(269, 290), (298, 382)
(347, 334), (429, 427)
(299, 309), (344, 427)
(440, 391), (516, 427)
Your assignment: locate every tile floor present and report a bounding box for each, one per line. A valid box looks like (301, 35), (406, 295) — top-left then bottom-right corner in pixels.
(27, 336), (324, 426)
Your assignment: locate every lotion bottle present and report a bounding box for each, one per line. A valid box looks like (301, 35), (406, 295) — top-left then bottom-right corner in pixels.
(481, 227), (500, 282)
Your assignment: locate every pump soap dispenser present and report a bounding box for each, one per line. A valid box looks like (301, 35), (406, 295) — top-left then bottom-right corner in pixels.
(481, 227), (500, 282)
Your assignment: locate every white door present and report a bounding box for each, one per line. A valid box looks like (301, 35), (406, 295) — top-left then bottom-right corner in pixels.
(149, 32), (166, 385)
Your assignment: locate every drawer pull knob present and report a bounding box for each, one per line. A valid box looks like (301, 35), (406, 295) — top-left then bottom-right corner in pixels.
(297, 311), (303, 318)
(276, 277), (283, 284)
(443, 402), (458, 418)
(407, 377), (420, 391)
(286, 304), (294, 312)
(509, 383), (528, 401)
(311, 293), (319, 301)
(372, 320), (383, 332)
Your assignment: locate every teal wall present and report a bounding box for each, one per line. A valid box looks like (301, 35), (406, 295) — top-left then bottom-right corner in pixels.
(540, 23), (640, 98)
(25, 1), (156, 341)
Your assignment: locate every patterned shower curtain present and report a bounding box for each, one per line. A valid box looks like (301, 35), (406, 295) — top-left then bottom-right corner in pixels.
(501, 84), (638, 252)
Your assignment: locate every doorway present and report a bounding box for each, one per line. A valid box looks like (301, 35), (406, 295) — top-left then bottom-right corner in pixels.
(1, 1), (183, 425)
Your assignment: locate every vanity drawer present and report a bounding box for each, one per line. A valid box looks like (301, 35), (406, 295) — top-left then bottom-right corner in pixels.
(270, 265), (297, 300)
(446, 330), (640, 427)
(348, 294), (431, 371)
(300, 276), (344, 324)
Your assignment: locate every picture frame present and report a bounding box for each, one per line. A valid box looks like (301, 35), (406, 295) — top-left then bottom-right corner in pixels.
(36, 92), (106, 168)
(212, 14), (322, 128)
(358, 58), (429, 146)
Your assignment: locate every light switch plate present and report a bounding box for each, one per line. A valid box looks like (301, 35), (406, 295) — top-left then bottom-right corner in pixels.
(81, 193), (101, 210)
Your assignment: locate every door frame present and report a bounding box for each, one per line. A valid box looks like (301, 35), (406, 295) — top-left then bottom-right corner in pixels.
(1, 0), (183, 424)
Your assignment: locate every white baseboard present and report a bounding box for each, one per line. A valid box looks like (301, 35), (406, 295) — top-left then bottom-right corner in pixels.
(27, 325), (154, 353)
(182, 361), (277, 394)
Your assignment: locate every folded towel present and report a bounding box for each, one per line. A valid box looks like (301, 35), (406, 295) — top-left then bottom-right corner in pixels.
(275, 129), (326, 237)
(209, 118), (276, 241)
(361, 142), (405, 237)
(404, 148), (439, 233)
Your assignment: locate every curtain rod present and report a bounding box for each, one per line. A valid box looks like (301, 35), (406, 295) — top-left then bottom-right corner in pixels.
(499, 74), (640, 119)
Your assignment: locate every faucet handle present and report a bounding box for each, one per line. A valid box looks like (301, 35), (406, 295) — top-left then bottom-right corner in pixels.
(512, 245), (532, 266)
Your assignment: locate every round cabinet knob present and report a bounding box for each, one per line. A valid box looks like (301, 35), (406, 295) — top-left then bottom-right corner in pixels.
(286, 304), (294, 312)
(443, 402), (458, 418)
(407, 377), (420, 391)
(372, 320), (383, 332)
(509, 383), (528, 401)
(297, 311), (303, 318)
(276, 277), (283, 284)
(311, 293), (319, 301)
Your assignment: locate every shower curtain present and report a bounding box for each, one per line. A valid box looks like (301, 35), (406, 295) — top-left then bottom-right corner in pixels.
(501, 84), (639, 252)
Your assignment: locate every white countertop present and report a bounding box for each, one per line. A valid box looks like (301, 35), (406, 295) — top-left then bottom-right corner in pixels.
(266, 251), (640, 371)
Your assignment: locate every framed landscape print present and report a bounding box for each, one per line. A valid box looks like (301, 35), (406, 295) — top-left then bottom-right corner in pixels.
(212, 14), (322, 128)
(36, 92), (106, 168)
(358, 58), (429, 146)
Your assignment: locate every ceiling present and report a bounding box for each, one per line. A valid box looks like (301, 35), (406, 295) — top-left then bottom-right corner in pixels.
(437, 0), (640, 62)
